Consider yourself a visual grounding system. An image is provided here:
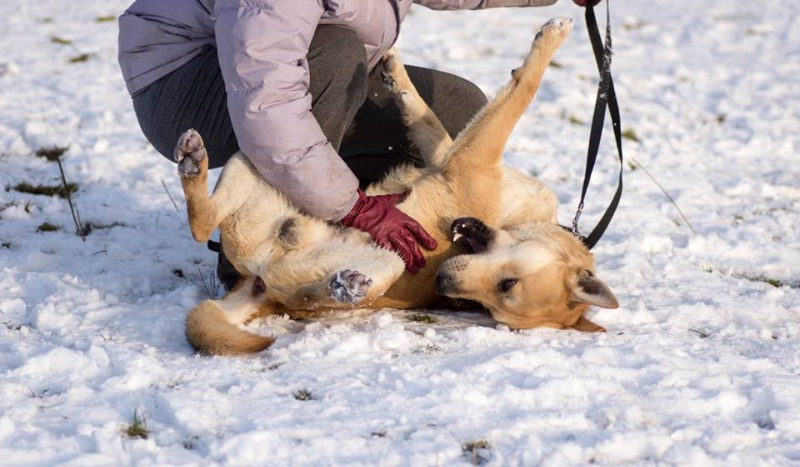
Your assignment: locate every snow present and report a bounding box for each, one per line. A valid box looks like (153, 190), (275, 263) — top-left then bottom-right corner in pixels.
(1, 0), (799, 465)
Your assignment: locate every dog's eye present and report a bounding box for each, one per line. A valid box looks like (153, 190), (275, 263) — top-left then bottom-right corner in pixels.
(498, 278), (518, 293)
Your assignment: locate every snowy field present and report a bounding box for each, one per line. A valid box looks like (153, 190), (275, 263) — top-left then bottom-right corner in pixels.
(1, 0), (799, 465)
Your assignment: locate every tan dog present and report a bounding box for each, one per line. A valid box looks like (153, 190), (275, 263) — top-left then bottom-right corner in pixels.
(175, 18), (618, 356)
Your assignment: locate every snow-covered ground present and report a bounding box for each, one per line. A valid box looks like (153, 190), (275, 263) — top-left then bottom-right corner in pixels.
(1, 0), (799, 465)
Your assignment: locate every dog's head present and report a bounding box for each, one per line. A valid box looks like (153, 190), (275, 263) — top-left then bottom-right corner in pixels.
(435, 217), (618, 331)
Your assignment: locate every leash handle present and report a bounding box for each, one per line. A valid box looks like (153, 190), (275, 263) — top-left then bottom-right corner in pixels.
(572, 0), (624, 250)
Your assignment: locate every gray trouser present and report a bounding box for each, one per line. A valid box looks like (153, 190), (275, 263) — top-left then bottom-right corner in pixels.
(132, 25), (487, 185)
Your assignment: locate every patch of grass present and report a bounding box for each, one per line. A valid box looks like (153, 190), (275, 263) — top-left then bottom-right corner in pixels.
(122, 410), (149, 440)
(12, 181), (77, 198)
(568, 115), (585, 125)
(627, 161), (638, 171)
(408, 313), (438, 324)
(80, 221), (127, 236)
(293, 389), (313, 401)
(95, 15), (116, 23)
(29, 387), (50, 398)
(700, 264), (714, 273)
(39, 17), (54, 24)
(733, 273), (793, 288)
(50, 35), (72, 45)
(0, 201), (32, 213)
(4, 321), (23, 331)
(68, 53), (91, 64)
(462, 439), (491, 466)
(2, 242), (11, 249)
(622, 128), (640, 143)
(689, 328), (710, 338)
(35, 146), (69, 161)
(37, 222), (60, 233)
(716, 113), (727, 124)
(549, 60), (564, 69)
(414, 343), (443, 355)
(371, 430), (387, 438)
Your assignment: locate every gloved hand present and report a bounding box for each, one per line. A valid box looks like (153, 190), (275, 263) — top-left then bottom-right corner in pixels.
(340, 190), (438, 274)
(573, 0), (602, 6)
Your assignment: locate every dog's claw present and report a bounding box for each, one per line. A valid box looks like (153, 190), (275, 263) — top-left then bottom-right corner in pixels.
(329, 269), (372, 304)
(175, 129), (207, 180)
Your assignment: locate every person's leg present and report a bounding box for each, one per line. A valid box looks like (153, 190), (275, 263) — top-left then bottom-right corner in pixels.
(339, 64), (488, 183)
(132, 47), (238, 169)
(306, 27), (369, 150)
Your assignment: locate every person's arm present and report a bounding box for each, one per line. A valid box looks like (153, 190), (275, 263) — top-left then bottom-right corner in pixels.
(414, 0), (559, 10)
(214, 0), (359, 221)
(214, 0), (436, 271)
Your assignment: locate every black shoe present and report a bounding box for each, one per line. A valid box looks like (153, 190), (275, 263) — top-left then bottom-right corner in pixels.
(209, 240), (240, 292)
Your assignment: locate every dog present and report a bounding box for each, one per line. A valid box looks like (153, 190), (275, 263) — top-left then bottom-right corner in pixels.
(174, 17), (618, 356)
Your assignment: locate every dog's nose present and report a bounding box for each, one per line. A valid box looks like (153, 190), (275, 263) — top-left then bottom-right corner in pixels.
(435, 273), (453, 295)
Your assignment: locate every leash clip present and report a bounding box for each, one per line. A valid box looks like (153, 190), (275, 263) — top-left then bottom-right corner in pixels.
(571, 201), (584, 238)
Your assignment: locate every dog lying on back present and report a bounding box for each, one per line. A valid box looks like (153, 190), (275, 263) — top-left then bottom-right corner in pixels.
(174, 18), (618, 356)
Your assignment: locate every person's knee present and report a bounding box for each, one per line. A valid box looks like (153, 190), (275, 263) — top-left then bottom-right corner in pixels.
(309, 26), (368, 101)
(439, 74), (488, 137)
(456, 77), (488, 117)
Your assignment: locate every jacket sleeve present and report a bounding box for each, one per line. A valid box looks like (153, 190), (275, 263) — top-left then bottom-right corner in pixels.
(414, 0), (558, 10)
(214, 0), (359, 221)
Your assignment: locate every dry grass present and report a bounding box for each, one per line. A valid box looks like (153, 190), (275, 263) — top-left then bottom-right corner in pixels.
(49, 35), (72, 45)
(12, 182), (77, 198)
(36, 222), (60, 233)
(462, 439), (491, 466)
(68, 54), (91, 64)
(408, 313), (438, 324)
(122, 410), (149, 440)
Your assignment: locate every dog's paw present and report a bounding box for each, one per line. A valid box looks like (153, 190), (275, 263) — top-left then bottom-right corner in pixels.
(175, 129), (207, 180)
(329, 269), (372, 304)
(379, 49), (412, 99)
(379, 49), (399, 90)
(533, 17), (573, 47)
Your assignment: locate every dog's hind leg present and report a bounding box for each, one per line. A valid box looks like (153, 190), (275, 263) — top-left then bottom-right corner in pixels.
(185, 277), (276, 356)
(380, 49), (453, 170)
(176, 129), (253, 243)
(445, 18), (572, 173)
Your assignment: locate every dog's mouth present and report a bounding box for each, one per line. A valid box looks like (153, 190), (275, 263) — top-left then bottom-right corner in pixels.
(450, 217), (493, 254)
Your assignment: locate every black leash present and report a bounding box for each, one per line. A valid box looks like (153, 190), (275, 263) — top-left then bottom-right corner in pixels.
(570, 0), (624, 250)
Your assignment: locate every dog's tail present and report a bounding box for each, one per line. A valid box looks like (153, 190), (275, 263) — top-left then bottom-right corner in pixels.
(185, 300), (275, 356)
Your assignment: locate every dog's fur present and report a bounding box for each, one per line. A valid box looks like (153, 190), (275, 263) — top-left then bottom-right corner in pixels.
(175, 18), (618, 356)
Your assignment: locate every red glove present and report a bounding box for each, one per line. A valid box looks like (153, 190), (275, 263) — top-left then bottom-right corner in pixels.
(340, 190), (438, 274)
(573, 0), (602, 6)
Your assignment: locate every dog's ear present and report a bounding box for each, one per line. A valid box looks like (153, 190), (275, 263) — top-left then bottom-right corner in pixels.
(569, 269), (619, 309)
(568, 315), (606, 333)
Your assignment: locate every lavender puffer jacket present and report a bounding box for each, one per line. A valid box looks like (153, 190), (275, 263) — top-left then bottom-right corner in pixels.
(118, 0), (558, 220)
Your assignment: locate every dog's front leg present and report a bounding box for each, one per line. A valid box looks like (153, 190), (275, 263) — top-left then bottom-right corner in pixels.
(283, 247), (405, 311)
(380, 49), (453, 170)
